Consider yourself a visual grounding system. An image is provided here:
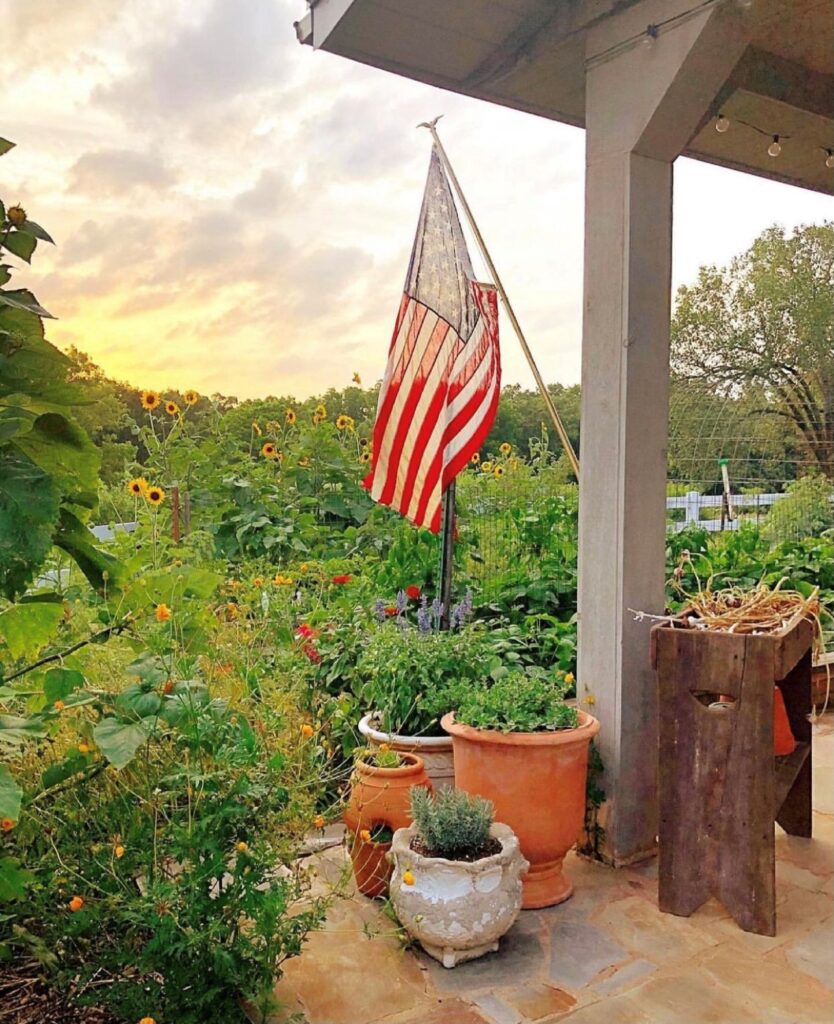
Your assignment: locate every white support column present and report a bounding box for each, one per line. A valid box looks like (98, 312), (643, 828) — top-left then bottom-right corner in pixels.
(578, 1), (749, 865)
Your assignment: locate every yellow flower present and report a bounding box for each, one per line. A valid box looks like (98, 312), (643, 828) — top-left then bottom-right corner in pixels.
(286, 408), (297, 424)
(273, 574), (293, 586)
(298, 457), (310, 467)
(301, 723), (314, 738)
(402, 870), (415, 886)
(236, 841), (248, 853)
(155, 603), (171, 622)
(226, 603), (239, 620)
(53, 700), (65, 711)
(127, 477), (148, 496)
(262, 442), (277, 458)
(352, 372), (361, 385)
(139, 1017), (157, 1024)
(379, 743), (390, 753)
(252, 421), (262, 436)
(336, 414), (354, 431)
(299, 563), (309, 572)
(315, 404), (327, 419)
(470, 453), (480, 465)
(312, 414), (323, 425)
(314, 814), (325, 829)
(499, 442), (512, 455)
(253, 577), (264, 588)
(183, 389), (199, 406)
(276, 449), (284, 463)
(359, 451), (371, 464)
(359, 829), (372, 843)
(78, 742), (91, 754)
(165, 400), (179, 416)
(114, 845), (125, 859)
(145, 485), (165, 506)
(494, 465), (505, 478)
(481, 461), (493, 473)
(585, 694), (596, 706)
(140, 390), (160, 411)
(564, 672), (575, 686)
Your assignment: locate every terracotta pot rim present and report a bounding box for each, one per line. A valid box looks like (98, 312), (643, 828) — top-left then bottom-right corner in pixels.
(354, 750), (426, 778)
(391, 822), (523, 872)
(359, 713), (453, 750)
(441, 710), (600, 746)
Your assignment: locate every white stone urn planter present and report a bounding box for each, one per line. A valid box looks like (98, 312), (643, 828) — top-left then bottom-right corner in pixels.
(358, 712), (454, 791)
(388, 822), (528, 967)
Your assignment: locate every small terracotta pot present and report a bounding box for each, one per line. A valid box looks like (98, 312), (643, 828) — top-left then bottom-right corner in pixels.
(773, 686), (796, 757)
(359, 713), (455, 791)
(442, 711), (600, 909)
(343, 752), (432, 836)
(348, 832), (392, 898)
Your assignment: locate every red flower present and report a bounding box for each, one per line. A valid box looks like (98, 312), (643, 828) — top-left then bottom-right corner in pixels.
(295, 623), (317, 639)
(384, 606), (398, 616)
(405, 585), (421, 600)
(303, 644), (321, 664)
(331, 574), (353, 585)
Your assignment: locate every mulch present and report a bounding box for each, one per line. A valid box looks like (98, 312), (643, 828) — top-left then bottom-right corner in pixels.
(0, 959), (118, 1024)
(410, 835), (503, 862)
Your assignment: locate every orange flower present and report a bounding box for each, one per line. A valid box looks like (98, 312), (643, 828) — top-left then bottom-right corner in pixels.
(226, 603), (239, 620)
(53, 700), (65, 711)
(402, 870), (415, 886)
(163, 680), (174, 695)
(114, 845), (126, 859)
(314, 815), (325, 829)
(253, 577), (264, 588)
(301, 723), (314, 738)
(262, 442), (276, 458)
(1, 818), (15, 832)
(379, 742), (391, 753)
(155, 603), (171, 622)
(236, 841), (248, 853)
(78, 742), (91, 754)
(139, 1017), (157, 1024)
(359, 829), (371, 843)
(68, 896), (84, 912)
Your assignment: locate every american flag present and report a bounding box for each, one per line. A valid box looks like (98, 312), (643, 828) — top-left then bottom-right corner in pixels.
(363, 147), (500, 532)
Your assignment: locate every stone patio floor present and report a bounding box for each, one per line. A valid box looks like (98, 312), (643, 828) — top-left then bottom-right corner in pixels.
(270, 717), (834, 1024)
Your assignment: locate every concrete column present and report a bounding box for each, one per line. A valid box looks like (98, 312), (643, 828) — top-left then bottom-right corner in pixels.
(578, 1), (749, 865)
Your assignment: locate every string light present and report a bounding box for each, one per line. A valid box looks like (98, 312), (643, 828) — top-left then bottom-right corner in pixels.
(715, 114), (730, 133)
(711, 115), (834, 170)
(767, 135), (782, 158)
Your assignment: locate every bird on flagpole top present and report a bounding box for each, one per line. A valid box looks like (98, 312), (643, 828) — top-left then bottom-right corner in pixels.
(417, 115), (443, 130)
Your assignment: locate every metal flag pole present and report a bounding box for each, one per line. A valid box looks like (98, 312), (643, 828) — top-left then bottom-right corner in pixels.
(438, 480), (455, 630)
(418, 117), (581, 480)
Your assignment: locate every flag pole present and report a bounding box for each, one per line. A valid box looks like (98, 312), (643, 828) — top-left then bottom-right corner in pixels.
(419, 118), (580, 479)
(438, 480), (455, 630)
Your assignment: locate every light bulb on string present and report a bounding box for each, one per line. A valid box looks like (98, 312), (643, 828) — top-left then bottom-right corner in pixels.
(825, 149), (834, 169)
(715, 114), (730, 133)
(767, 135), (781, 158)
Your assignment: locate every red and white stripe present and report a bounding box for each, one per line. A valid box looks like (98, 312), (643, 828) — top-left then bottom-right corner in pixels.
(364, 282), (500, 532)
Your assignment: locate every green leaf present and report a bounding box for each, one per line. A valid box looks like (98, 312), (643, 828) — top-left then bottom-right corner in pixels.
(0, 715), (46, 750)
(19, 220), (54, 245)
(93, 717), (150, 769)
(14, 411), (99, 510)
(54, 509), (123, 593)
(0, 139), (14, 157)
(0, 602), (63, 660)
(43, 667), (85, 703)
(41, 753), (87, 790)
(0, 764), (22, 821)
(0, 857), (33, 902)
(0, 288), (54, 318)
(115, 683), (162, 719)
(2, 231), (36, 263)
(126, 652), (168, 686)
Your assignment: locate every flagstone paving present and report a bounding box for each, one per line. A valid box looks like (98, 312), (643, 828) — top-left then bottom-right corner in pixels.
(267, 718), (834, 1024)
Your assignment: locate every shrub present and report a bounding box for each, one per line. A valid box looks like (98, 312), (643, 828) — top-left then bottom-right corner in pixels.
(454, 670), (579, 733)
(765, 475), (834, 543)
(410, 787), (493, 859)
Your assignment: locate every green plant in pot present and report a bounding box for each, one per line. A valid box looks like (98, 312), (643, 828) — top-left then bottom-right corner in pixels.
(442, 669), (600, 909)
(388, 788), (527, 968)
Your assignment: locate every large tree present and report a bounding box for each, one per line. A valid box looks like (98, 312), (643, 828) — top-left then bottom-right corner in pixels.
(671, 223), (834, 479)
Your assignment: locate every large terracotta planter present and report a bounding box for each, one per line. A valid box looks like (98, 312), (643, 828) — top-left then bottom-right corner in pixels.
(442, 711), (600, 909)
(389, 823), (528, 967)
(344, 752), (432, 896)
(359, 713), (455, 791)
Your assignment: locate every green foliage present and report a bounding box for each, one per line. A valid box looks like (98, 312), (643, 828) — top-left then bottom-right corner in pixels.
(764, 475), (834, 543)
(454, 670), (579, 733)
(410, 787), (494, 860)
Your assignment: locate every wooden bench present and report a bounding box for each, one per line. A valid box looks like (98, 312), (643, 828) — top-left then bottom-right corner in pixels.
(650, 614), (813, 936)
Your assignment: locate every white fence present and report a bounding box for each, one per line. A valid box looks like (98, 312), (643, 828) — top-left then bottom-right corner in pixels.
(666, 490), (786, 533)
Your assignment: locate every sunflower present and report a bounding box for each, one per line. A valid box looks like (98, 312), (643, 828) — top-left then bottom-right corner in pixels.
(276, 449), (284, 463)
(140, 390), (160, 411)
(145, 485), (165, 506)
(360, 437), (368, 447)
(470, 453), (480, 465)
(352, 372), (362, 385)
(262, 442), (277, 458)
(286, 408), (297, 425)
(360, 451), (371, 463)
(312, 414), (324, 425)
(315, 404), (327, 419)
(252, 421), (262, 436)
(127, 477), (148, 497)
(494, 465), (505, 478)
(481, 461), (493, 473)
(336, 414), (354, 431)
(499, 442), (512, 455)
(165, 400), (180, 416)
(298, 457), (310, 468)
(183, 389), (199, 406)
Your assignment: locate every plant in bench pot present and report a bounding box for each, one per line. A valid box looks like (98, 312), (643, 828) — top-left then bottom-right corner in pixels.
(356, 597), (491, 791)
(344, 745), (431, 898)
(442, 669), (600, 909)
(389, 788), (527, 967)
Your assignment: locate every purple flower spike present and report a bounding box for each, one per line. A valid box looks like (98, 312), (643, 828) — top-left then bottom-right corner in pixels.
(430, 597), (444, 619)
(396, 589), (408, 614)
(417, 605), (432, 633)
(373, 598), (386, 623)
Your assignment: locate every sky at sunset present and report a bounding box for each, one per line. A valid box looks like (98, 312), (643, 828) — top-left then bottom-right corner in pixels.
(1, 0), (832, 400)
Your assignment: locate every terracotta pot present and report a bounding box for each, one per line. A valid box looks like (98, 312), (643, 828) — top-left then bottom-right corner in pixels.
(348, 832), (392, 898)
(773, 686), (796, 757)
(343, 752), (432, 835)
(359, 713), (455, 791)
(442, 711), (600, 909)
(388, 823), (528, 967)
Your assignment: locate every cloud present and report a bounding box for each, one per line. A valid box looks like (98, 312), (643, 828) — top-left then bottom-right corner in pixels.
(68, 149), (175, 196)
